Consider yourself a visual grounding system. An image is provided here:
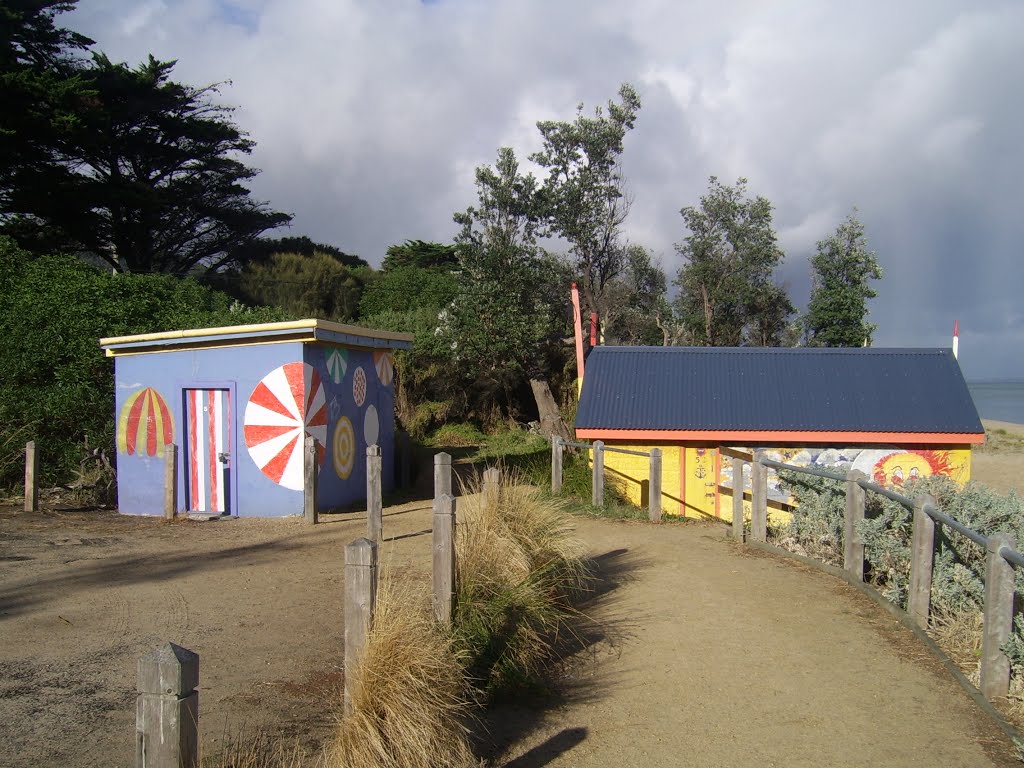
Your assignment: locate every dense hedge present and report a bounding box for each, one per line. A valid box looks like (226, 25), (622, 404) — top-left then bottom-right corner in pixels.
(0, 237), (290, 489)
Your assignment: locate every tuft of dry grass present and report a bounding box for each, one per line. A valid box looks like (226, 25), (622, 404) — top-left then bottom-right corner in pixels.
(328, 577), (478, 768)
(454, 469), (589, 697)
(202, 731), (316, 768)
(929, 608), (983, 687)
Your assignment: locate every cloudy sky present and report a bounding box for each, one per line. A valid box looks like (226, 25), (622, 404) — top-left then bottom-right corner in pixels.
(68, 0), (1022, 379)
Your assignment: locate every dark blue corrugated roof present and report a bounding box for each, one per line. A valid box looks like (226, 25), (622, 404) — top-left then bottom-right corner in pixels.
(575, 347), (983, 434)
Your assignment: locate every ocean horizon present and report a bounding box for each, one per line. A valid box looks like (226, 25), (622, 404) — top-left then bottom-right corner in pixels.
(967, 380), (1024, 425)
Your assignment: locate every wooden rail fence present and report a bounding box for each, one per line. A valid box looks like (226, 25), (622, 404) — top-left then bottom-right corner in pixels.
(730, 450), (1024, 704)
(551, 437), (663, 521)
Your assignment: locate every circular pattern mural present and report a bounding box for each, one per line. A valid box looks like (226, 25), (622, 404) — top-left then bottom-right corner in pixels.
(117, 387), (174, 457)
(333, 417), (355, 479)
(364, 404), (379, 447)
(326, 348), (349, 384)
(352, 366), (367, 407)
(244, 362), (327, 490)
(374, 350), (394, 387)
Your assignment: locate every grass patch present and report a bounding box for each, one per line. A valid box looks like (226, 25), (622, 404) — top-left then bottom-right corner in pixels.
(329, 578), (477, 768)
(428, 423), (487, 448)
(453, 471), (589, 700)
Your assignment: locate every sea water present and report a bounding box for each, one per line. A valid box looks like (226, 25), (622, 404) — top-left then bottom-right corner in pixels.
(967, 380), (1024, 424)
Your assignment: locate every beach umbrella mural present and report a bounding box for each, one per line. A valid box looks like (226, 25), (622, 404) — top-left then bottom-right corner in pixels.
(244, 362), (327, 490)
(117, 387), (174, 457)
(373, 350), (394, 387)
(326, 347), (349, 384)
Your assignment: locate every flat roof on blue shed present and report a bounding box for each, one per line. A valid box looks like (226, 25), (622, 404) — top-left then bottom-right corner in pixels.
(100, 319), (413, 357)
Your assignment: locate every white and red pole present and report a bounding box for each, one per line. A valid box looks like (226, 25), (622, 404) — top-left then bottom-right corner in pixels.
(953, 319), (959, 360)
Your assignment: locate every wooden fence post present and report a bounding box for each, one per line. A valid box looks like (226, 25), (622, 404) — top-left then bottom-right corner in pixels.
(24, 441), (38, 513)
(592, 440), (605, 508)
(433, 493), (456, 625)
(551, 437), (563, 495)
(907, 494), (936, 628)
(366, 445), (382, 543)
(731, 457), (745, 542)
(163, 445), (178, 521)
(751, 453), (767, 542)
(483, 466), (501, 495)
(344, 538), (378, 714)
(303, 437), (318, 525)
(649, 448), (662, 522)
(136, 642), (199, 768)
(844, 470), (867, 581)
(981, 532), (1016, 701)
(434, 452), (452, 501)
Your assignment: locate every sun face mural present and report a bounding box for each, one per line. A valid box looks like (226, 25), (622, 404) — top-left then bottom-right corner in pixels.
(853, 449), (964, 486)
(117, 387), (174, 457)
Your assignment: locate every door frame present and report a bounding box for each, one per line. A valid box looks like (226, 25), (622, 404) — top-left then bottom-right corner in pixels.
(178, 380), (238, 516)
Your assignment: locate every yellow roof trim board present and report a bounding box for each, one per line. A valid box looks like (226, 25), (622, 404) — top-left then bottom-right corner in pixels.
(100, 319), (414, 357)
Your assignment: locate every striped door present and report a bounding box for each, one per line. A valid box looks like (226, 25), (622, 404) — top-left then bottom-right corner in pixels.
(185, 389), (232, 515)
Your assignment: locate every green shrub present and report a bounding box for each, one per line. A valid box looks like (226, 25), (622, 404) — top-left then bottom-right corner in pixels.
(0, 238), (289, 488)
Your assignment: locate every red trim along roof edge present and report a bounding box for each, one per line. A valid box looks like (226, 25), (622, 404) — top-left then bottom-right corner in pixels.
(574, 428), (986, 445)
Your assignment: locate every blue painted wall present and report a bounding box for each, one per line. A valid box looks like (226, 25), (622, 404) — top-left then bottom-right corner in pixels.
(114, 340), (397, 517)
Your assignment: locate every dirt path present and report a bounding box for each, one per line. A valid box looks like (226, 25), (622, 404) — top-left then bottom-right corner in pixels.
(0, 502), (436, 768)
(1, 502), (1020, 767)
(488, 518), (1019, 767)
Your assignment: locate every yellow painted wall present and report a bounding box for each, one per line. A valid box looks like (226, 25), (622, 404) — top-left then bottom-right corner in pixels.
(600, 441), (974, 521)
(602, 443), (682, 515)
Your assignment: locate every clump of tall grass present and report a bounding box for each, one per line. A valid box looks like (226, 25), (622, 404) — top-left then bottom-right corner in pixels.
(453, 470), (589, 698)
(328, 577), (477, 768)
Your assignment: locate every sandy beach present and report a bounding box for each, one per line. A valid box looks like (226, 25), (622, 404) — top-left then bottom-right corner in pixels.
(973, 420), (1024, 495)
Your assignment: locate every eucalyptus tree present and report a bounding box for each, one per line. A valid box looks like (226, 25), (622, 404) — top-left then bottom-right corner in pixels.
(674, 177), (794, 346)
(805, 211), (883, 346)
(531, 83), (641, 318)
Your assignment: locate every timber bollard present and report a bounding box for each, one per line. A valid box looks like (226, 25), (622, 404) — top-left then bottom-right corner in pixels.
(981, 532), (1016, 700)
(907, 494), (936, 628)
(592, 440), (605, 508)
(551, 437), (563, 495)
(366, 445), (382, 542)
(304, 436), (319, 525)
(750, 452), (767, 542)
(434, 452), (452, 501)
(164, 444), (178, 521)
(136, 642), (199, 768)
(731, 457), (745, 542)
(432, 493), (456, 625)
(344, 538), (378, 714)
(24, 441), (38, 513)
(843, 470), (866, 581)
(648, 448), (662, 522)
(482, 466), (501, 495)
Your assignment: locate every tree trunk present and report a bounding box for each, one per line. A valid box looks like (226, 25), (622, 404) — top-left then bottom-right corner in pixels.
(529, 377), (572, 441)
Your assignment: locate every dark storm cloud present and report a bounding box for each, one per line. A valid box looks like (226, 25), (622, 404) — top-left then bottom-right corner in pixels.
(69, 0), (1024, 377)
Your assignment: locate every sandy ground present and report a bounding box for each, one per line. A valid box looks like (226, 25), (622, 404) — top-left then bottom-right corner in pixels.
(974, 420), (1024, 496)
(1, 426), (1022, 767)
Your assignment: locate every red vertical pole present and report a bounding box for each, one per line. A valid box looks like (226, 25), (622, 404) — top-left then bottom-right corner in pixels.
(571, 284), (585, 382)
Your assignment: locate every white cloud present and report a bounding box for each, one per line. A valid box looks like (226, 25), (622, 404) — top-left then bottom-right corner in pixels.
(66, 0), (1024, 378)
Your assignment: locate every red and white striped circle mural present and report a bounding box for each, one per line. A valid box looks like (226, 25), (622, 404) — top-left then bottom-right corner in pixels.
(244, 362), (327, 490)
